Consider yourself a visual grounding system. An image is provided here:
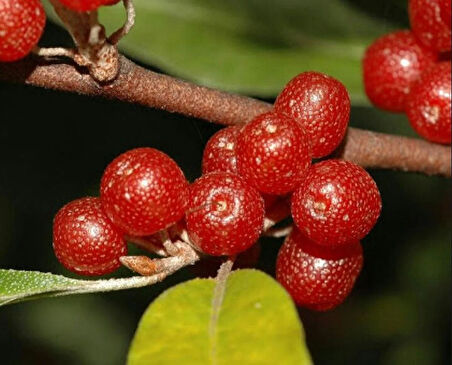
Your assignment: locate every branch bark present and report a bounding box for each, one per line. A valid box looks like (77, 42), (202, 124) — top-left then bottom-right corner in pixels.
(0, 55), (450, 177)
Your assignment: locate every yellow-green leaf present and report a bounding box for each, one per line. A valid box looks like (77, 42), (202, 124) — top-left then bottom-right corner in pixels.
(128, 269), (311, 365)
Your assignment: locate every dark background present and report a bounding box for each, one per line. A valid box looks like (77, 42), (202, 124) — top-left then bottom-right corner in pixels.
(0, 2), (450, 363)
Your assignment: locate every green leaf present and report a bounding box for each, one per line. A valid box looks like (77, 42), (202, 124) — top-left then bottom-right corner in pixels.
(128, 269), (311, 365)
(0, 269), (166, 306)
(44, 0), (396, 104)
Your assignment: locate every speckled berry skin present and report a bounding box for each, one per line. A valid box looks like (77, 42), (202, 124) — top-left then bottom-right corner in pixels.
(202, 126), (242, 174)
(409, 0), (451, 53)
(100, 148), (189, 236)
(291, 160), (381, 246)
(274, 72), (351, 158)
(57, 0), (120, 12)
(276, 228), (363, 311)
(186, 172), (264, 256)
(53, 197), (127, 276)
(236, 111), (311, 195)
(363, 30), (437, 112)
(406, 62), (451, 144)
(0, 0), (46, 62)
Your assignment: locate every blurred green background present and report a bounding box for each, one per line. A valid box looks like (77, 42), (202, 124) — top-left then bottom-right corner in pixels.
(0, 0), (450, 364)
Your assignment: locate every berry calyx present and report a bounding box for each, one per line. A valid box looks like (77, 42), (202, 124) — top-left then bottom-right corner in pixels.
(406, 61), (451, 144)
(100, 148), (189, 236)
(236, 111), (311, 195)
(53, 197), (127, 276)
(185, 172), (264, 256)
(274, 71), (351, 158)
(291, 159), (382, 246)
(276, 228), (363, 311)
(409, 0), (451, 53)
(57, 0), (120, 12)
(0, 0), (46, 62)
(202, 125), (241, 174)
(363, 30), (437, 112)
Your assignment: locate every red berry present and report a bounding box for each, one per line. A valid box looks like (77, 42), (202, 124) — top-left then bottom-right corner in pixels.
(291, 160), (382, 246)
(202, 126), (241, 174)
(186, 172), (264, 256)
(274, 71), (351, 158)
(406, 61), (451, 144)
(276, 228), (363, 311)
(236, 111), (311, 195)
(440, 0), (452, 29)
(57, 0), (120, 12)
(53, 197), (127, 276)
(409, 0), (451, 53)
(100, 148), (189, 236)
(363, 30), (437, 112)
(0, 0), (46, 62)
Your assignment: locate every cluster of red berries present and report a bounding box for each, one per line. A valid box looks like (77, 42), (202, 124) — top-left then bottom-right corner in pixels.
(0, 0), (119, 62)
(53, 71), (382, 311)
(363, 0), (451, 145)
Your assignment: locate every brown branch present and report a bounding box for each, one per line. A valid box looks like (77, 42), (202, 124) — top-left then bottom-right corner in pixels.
(0, 56), (450, 177)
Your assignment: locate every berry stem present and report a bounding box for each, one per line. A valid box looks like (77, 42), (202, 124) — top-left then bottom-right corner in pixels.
(264, 225), (293, 238)
(32, 46), (76, 59)
(48, 0), (120, 82)
(108, 0), (136, 45)
(120, 240), (200, 276)
(0, 56), (449, 176)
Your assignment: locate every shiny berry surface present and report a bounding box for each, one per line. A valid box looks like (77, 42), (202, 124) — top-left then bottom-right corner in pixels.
(0, 0), (46, 62)
(406, 62), (451, 144)
(186, 172), (264, 256)
(53, 197), (127, 276)
(100, 148), (189, 236)
(291, 160), (382, 246)
(276, 228), (363, 311)
(57, 0), (120, 12)
(274, 71), (351, 158)
(202, 126), (241, 174)
(236, 111), (311, 195)
(409, 0), (451, 52)
(363, 30), (437, 112)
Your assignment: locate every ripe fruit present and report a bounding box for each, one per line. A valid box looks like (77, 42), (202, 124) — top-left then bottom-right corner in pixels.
(406, 61), (451, 144)
(274, 71), (351, 158)
(202, 126), (241, 174)
(276, 228), (363, 311)
(409, 0), (451, 53)
(100, 148), (189, 237)
(363, 30), (437, 112)
(53, 197), (127, 276)
(185, 172), (264, 256)
(0, 0), (46, 62)
(291, 160), (382, 246)
(236, 111), (311, 195)
(57, 0), (120, 12)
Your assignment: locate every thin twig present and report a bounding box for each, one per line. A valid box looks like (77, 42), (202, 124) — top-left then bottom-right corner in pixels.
(0, 56), (449, 176)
